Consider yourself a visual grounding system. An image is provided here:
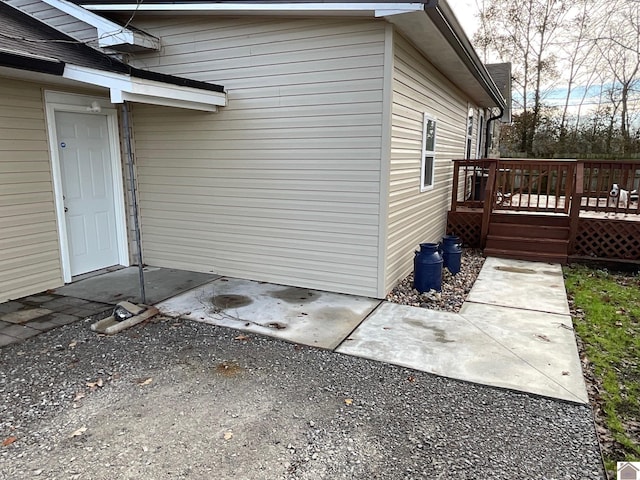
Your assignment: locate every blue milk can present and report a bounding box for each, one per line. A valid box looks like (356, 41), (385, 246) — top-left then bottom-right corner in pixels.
(413, 243), (443, 293)
(440, 235), (463, 275)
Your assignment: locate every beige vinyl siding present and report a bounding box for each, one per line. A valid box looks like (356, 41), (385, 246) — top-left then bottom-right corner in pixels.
(384, 34), (468, 293)
(128, 17), (386, 297)
(6, 0), (98, 43)
(0, 78), (63, 302)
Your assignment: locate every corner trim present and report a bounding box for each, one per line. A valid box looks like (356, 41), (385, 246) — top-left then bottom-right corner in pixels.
(377, 22), (395, 298)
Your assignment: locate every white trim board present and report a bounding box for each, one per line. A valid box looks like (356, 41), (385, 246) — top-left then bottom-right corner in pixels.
(44, 91), (130, 283)
(41, 0), (159, 49)
(81, 2), (425, 17)
(376, 22), (395, 298)
(62, 64), (227, 112)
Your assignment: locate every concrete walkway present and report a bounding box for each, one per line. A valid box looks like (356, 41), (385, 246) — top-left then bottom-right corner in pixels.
(337, 257), (587, 403)
(158, 256), (588, 404)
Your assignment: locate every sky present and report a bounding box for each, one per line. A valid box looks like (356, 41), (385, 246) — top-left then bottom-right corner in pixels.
(446, 1), (640, 120)
(448, 0), (480, 38)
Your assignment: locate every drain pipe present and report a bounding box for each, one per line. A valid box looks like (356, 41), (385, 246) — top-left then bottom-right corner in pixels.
(121, 100), (146, 304)
(484, 106), (504, 158)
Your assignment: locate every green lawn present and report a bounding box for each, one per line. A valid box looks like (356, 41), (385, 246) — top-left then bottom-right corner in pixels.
(564, 264), (640, 472)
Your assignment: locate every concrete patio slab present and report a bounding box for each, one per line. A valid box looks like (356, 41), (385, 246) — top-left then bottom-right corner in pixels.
(465, 257), (570, 315)
(53, 267), (220, 305)
(157, 277), (381, 350)
(459, 302), (587, 403)
(336, 301), (587, 403)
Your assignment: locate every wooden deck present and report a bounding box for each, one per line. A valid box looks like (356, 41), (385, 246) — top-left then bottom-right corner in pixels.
(447, 159), (640, 263)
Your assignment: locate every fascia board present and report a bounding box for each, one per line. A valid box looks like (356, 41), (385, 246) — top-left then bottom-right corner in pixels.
(385, 10), (505, 109)
(112, 91), (218, 112)
(82, 2), (424, 15)
(425, 1), (505, 108)
(41, 0), (159, 49)
(97, 29), (160, 50)
(63, 64), (227, 110)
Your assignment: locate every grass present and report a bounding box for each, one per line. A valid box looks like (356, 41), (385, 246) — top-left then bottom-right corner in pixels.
(564, 264), (640, 472)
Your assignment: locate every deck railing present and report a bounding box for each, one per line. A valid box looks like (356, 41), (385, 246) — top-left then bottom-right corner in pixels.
(451, 158), (640, 217)
(449, 158), (640, 261)
(580, 160), (640, 215)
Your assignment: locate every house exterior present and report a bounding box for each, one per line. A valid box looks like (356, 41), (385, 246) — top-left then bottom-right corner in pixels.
(0, 0), (507, 302)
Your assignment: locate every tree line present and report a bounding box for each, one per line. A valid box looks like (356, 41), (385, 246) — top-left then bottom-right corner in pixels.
(474, 0), (640, 158)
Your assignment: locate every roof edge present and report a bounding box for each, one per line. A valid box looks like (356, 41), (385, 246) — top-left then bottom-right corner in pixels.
(424, 0), (505, 110)
(0, 49), (65, 76)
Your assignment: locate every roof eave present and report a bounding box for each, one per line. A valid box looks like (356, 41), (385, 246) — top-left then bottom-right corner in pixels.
(63, 64), (227, 111)
(41, 0), (160, 51)
(384, 2), (505, 109)
(0, 59), (227, 111)
(79, 2), (426, 16)
(0, 49), (65, 76)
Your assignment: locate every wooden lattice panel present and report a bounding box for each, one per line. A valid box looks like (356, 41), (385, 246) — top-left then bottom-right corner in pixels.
(447, 211), (482, 248)
(574, 218), (640, 260)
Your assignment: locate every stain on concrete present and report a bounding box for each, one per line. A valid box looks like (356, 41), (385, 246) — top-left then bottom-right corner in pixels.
(534, 333), (551, 343)
(212, 295), (253, 310)
(269, 287), (318, 305)
(543, 270), (560, 276)
(308, 306), (361, 325)
(214, 361), (244, 377)
(266, 322), (287, 330)
(404, 318), (454, 343)
(494, 266), (536, 274)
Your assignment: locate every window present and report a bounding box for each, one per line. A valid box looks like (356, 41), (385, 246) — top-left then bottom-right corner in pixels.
(465, 107), (474, 159)
(477, 111), (485, 159)
(421, 113), (437, 191)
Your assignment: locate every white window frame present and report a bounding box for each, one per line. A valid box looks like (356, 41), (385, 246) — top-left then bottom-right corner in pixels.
(465, 106), (474, 159)
(420, 112), (437, 192)
(477, 110), (485, 159)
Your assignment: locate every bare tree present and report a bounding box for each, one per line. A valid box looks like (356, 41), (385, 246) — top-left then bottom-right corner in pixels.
(475, 0), (571, 154)
(596, 0), (640, 150)
(556, 0), (596, 138)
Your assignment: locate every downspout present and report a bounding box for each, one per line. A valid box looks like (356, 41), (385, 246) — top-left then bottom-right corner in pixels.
(121, 100), (146, 304)
(485, 106), (504, 158)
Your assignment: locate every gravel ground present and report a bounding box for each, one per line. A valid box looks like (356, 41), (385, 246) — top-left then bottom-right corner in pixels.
(387, 249), (485, 312)
(1, 317), (605, 479)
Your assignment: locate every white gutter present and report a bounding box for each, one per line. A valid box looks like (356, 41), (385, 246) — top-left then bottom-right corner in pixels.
(41, 0), (159, 50)
(63, 64), (227, 112)
(81, 2), (424, 17)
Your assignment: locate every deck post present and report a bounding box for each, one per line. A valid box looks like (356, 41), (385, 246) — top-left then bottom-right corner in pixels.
(480, 160), (497, 249)
(451, 160), (460, 212)
(568, 161), (583, 255)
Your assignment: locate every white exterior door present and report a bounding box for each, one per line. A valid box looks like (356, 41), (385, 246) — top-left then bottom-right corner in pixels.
(55, 111), (120, 276)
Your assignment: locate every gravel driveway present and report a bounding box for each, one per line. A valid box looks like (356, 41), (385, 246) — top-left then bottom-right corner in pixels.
(1, 316), (605, 479)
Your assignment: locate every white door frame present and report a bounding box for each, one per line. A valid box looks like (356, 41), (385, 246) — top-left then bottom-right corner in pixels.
(45, 91), (130, 283)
